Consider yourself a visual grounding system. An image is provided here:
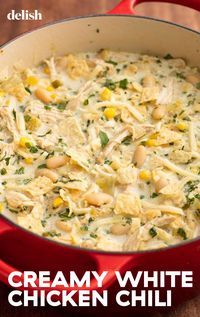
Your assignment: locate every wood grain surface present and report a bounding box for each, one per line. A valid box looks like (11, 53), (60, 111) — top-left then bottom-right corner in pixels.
(0, 1), (200, 316)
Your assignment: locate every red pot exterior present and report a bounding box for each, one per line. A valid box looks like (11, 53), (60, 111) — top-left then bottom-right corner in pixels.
(0, 216), (199, 314)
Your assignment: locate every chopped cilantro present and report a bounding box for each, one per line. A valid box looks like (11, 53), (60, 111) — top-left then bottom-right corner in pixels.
(177, 228), (187, 240)
(15, 167), (24, 175)
(104, 158), (112, 165)
(83, 99), (89, 106)
(99, 131), (109, 148)
(121, 135), (132, 145)
(90, 233), (97, 238)
(56, 103), (67, 111)
(81, 224), (89, 231)
(29, 146), (38, 153)
(38, 130), (52, 137)
(24, 114), (31, 122)
(106, 60), (118, 66)
(149, 227), (157, 238)
(44, 105), (51, 110)
(25, 87), (32, 94)
(5, 157), (10, 166)
(38, 164), (47, 169)
(104, 79), (116, 90)
(150, 192), (158, 198)
(164, 53), (173, 60)
(176, 72), (186, 80)
(58, 208), (72, 220)
(119, 78), (128, 89)
(41, 220), (47, 227)
(12, 109), (16, 120)
(43, 231), (61, 237)
(0, 168), (7, 175)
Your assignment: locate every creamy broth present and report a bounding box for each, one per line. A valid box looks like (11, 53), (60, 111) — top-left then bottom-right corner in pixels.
(0, 50), (200, 251)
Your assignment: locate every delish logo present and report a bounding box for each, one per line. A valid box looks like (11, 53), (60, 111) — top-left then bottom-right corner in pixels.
(7, 9), (42, 21)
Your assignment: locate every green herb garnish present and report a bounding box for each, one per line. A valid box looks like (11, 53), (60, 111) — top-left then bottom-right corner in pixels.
(150, 192), (158, 198)
(15, 167), (24, 175)
(149, 227), (157, 238)
(177, 228), (187, 240)
(119, 78), (128, 89)
(0, 168), (7, 175)
(99, 131), (109, 148)
(104, 79), (116, 90)
(24, 114), (31, 122)
(164, 53), (173, 60)
(5, 157), (11, 166)
(44, 105), (52, 110)
(12, 109), (16, 120)
(106, 60), (118, 66)
(43, 231), (61, 238)
(90, 233), (97, 238)
(38, 164), (47, 169)
(81, 224), (89, 231)
(25, 87), (32, 94)
(29, 146), (38, 153)
(104, 158), (112, 165)
(121, 135), (132, 145)
(83, 99), (89, 106)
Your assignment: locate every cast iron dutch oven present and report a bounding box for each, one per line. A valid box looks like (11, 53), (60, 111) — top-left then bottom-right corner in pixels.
(0, 0), (200, 314)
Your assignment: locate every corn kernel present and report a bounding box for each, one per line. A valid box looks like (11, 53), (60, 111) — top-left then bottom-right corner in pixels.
(51, 93), (57, 99)
(24, 158), (33, 164)
(26, 117), (41, 131)
(26, 76), (38, 86)
(44, 66), (50, 74)
(100, 87), (112, 101)
(19, 137), (32, 148)
(0, 203), (3, 212)
(139, 170), (151, 181)
(53, 197), (64, 208)
(46, 86), (54, 92)
(5, 100), (10, 106)
(110, 160), (120, 170)
(0, 90), (5, 97)
(176, 122), (188, 131)
(104, 107), (116, 120)
(145, 139), (157, 147)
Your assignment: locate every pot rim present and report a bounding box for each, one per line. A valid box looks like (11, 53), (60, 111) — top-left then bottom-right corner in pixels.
(0, 14), (200, 50)
(0, 13), (200, 256)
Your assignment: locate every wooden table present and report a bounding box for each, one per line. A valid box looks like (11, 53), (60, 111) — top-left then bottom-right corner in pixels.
(0, 1), (200, 316)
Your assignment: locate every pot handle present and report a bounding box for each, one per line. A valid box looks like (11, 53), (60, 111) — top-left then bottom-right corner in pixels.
(0, 256), (132, 295)
(0, 221), (133, 292)
(109, 0), (200, 14)
(0, 253), (133, 292)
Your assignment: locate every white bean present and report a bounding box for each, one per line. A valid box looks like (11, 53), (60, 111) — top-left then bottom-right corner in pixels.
(152, 106), (165, 120)
(46, 155), (69, 169)
(85, 192), (113, 206)
(142, 75), (156, 87)
(133, 145), (146, 168)
(110, 223), (130, 235)
(35, 168), (58, 182)
(35, 88), (52, 104)
(155, 177), (168, 193)
(56, 220), (72, 232)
